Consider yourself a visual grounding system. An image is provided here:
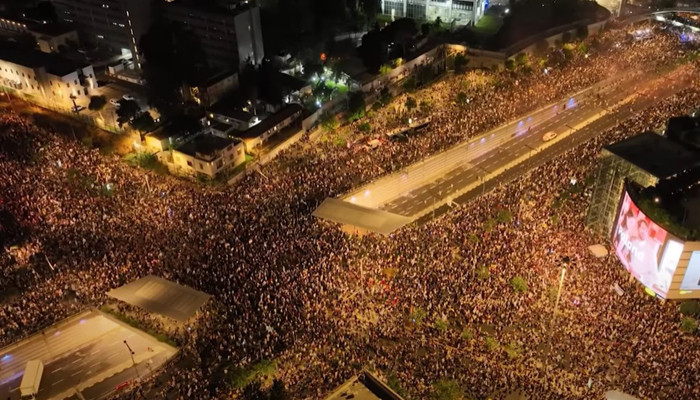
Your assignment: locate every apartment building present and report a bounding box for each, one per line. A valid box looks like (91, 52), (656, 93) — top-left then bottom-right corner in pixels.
(380, 0), (485, 26)
(160, 0), (264, 69)
(51, 0), (150, 68)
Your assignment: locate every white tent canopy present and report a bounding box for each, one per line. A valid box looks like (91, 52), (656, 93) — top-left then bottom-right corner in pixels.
(605, 390), (642, 400)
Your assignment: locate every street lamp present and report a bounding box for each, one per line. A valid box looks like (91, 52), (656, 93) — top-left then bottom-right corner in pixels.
(123, 340), (140, 379)
(546, 256), (569, 377)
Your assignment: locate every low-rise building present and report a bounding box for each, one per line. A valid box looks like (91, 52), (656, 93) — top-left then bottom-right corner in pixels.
(236, 103), (303, 150)
(0, 44), (96, 105)
(185, 69), (239, 107)
(171, 133), (246, 177)
(28, 24), (79, 53)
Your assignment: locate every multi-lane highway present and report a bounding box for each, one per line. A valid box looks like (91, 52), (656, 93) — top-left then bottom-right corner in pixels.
(342, 65), (694, 223)
(0, 311), (177, 400)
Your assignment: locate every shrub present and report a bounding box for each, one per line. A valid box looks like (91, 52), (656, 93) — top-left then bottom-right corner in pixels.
(432, 379), (464, 400)
(410, 307), (427, 325)
(484, 336), (499, 352)
(510, 276), (528, 293)
(460, 328), (474, 341)
(680, 300), (700, 318)
(680, 317), (698, 334)
(434, 318), (449, 331)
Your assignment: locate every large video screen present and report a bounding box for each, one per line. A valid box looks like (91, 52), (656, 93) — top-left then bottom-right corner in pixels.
(611, 192), (681, 297)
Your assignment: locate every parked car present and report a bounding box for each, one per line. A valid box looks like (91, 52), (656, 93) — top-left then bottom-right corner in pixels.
(109, 98), (121, 107)
(122, 94), (136, 101)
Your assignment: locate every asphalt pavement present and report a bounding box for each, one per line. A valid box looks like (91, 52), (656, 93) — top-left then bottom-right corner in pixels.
(347, 66), (691, 220)
(412, 67), (694, 225)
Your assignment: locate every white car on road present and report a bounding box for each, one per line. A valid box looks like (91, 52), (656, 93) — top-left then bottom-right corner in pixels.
(542, 131), (558, 142)
(122, 94), (136, 101)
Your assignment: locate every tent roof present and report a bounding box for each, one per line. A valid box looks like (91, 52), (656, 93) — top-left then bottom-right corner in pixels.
(106, 275), (211, 322)
(605, 390), (642, 400)
(313, 198), (412, 236)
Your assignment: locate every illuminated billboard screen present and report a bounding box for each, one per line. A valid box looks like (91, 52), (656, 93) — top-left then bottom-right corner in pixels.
(611, 191), (681, 297)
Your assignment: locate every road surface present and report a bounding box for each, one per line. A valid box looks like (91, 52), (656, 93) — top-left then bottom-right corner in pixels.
(343, 65), (692, 221)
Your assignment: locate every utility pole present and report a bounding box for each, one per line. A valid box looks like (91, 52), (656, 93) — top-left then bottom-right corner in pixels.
(545, 256), (569, 379)
(123, 340), (140, 379)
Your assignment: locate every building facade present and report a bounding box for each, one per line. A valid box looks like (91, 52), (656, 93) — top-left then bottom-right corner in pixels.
(0, 45), (96, 105)
(380, 0), (485, 26)
(171, 133), (246, 177)
(160, 1), (264, 69)
(51, 0), (150, 68)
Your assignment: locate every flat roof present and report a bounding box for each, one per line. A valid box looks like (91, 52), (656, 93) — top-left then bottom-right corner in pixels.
(29, 23), (74, 37)
(239, 104), (302, 139)
(106, 275), (211, 322)
(176, 134), (239, 158)
(313, 198), (412, 236)
(324, 372), (404, 400)
(604, 132), (700, 179)
(0, 43), (87, 76)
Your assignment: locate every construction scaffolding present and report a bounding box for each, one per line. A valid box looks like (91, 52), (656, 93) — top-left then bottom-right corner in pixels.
(586, 148), (658, 239)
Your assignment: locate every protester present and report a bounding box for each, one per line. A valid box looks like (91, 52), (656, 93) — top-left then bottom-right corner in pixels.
(0, 21), (698, 400)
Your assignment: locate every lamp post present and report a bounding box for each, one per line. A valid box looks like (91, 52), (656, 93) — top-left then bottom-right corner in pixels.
(123, 340), (140, 379)
(545, 256), (569, 378)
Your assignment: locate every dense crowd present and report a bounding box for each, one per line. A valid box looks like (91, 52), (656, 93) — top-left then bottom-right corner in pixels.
(1, 21), (699, 400)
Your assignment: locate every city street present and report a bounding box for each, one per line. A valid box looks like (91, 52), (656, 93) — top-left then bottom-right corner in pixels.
(343, 66), (692, 220)
(0, 311), (177, 400)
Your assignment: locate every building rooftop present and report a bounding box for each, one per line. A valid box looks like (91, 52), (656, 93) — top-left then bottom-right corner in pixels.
(604, 131), (700, 179)
(313, 198), (412, 236)
(106, 275), (211, 322)
(29, 23), (75, 37)
(176, 134), (239, 158)
(324, 372), (405, 400)
(162, 0), (255, 17)
(238, 103), (302, 139)
(0, 43), (87, 76)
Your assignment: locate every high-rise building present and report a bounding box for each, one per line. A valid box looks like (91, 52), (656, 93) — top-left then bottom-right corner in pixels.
(51, 0), (150, 68)
(380, 0), (485, 27)
(159, 0), (264, 69)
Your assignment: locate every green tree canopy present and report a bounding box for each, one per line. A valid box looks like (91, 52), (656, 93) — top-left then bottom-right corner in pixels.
(116, 99), (141, 127)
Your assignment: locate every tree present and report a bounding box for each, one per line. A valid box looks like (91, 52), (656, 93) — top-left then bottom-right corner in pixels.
(241, 380), (266, 400)
(432, 379), (464, 400)
(405, 96), (417, 112)
(130, 112), (155, 133)
(421, 22), (431, 36)
(510, 276), (528, 293)
(116, 99), (141, 127)
(515, 52), (529, 67)
(140, 18), (208, 117)
(166, 114), (201, 136)
(561, 31), (573, 44)
(456, 91), (468, 105)
(348, 91), (366, 121)
(680, 300), (700, 318)
(680, 317), (698, 334)
(358, 28), (385, 73)
(504, 58), (516, 71)
(88, 95), (107, 117)
(320, 113), (339, 133)
(576, 24), (589, 40)
(379, 87), (392, 105)
(453, 53), (468, 72)
(268, 379), (291, 400)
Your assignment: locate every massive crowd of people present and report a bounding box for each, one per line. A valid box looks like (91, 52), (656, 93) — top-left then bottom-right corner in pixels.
(1, 21), (699, 400)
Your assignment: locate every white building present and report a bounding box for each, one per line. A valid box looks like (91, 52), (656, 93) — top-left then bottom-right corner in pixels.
(380, 0), (485, 26)
(0, 45), (96, 105)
